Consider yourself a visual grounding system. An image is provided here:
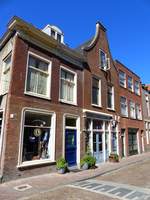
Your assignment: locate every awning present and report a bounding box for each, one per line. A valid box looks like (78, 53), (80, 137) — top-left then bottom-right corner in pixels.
(84, 111), (112, 121)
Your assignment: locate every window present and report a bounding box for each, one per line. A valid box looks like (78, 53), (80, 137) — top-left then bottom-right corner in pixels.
(135, 104), (142, 120)
(26, 54), (51, 98)
(107, 86), (114, 109)
(129, 101), (135, 119)
(134, 81), (140, 95)
(60, 67), (76, 104)
(120, 97), (128, 116)
(119, 71), (126, 88)
(92, 77), (101, 106)
(57, 33), (61, 43)
(51, 29), (55, 39)
(111, 127), (117, 153)
(0, 112), (3, 154)
(99, 50), (110, 71)
(146, 95), (150, 117)
(22, 110), (53, 162)
(128, 76), (133, 91)
(1, 54), (11, 94)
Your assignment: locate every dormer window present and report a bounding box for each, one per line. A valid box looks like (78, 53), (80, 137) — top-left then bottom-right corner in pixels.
(99, 50), (110, 71)
(51, 29), (55, 39)
(42, 25), (64, 44)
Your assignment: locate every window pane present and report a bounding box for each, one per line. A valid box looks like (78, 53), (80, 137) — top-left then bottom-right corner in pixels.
(65, 118), (76, 127)
(119, 71), (126, 87)
(92, 78), (99, 105)
(23, 111), (51, 162)
(26, 68), (37, 93)
(25, 111), (51, 127)
(60, 69), (75, 102)
(2, 55), (11, 93)
(100, 51), (106, 69)
(107, 86), (113, 108)
(93, 120), (103, 129)
(27, 56), (49, 96)
(37, 72), (47, 95)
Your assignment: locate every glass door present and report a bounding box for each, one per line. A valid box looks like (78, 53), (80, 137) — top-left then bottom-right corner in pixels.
(93, 132), (103, 163)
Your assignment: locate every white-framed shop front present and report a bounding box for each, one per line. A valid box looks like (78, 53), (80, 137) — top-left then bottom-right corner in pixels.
(83, 110), (119, 164)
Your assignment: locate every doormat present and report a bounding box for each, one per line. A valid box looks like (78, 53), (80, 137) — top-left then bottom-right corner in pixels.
(14, 184), (32, 192)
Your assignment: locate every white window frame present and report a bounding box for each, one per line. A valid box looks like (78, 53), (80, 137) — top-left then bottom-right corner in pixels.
(135, 103), (142, 120)
(59, 66), (77, 105)
(107, 86), (115, 110)
(129, 100), (136, 119)
(120, 96), (128, 117)
(134, 81), (140, 96)
(128, 76), (134, 92)
(24, 51), (52, 100)
(119, 71), (126, 88)
(1, 53), (12, 95)
(146, 95), (150, 117)
(91, 76), (101, 107)
(17, 108), (56, 168)
(99, 49), (110, 71)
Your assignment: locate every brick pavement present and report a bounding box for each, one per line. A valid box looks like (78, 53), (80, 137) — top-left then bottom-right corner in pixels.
(0, 152), (150, 200)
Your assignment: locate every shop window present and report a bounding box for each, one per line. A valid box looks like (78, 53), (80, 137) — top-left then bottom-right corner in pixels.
(93, 120), (103, 130)
(22, 111), (52, 162)
(111, 130), (117, 153)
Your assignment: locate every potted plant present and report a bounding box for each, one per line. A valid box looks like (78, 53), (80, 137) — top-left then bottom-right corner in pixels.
(56, 157), (68, 174)
(80, 153), (96, 170)
(109, 153), (119, 163)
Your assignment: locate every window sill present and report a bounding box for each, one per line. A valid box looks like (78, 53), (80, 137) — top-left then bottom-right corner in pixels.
(17, 159), (55, 169)
(59, 99), (77, 106)
(24, 92), (51, 100)
(92, 104), (102, 108)
(107, 107), (115, 112)
(119, 85), (126, 89)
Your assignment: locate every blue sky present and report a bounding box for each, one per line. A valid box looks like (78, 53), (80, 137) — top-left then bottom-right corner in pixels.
(1, 0), (150, 84)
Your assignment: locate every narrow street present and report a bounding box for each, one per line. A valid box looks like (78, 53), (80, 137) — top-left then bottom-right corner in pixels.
(1, 152), (150, 200)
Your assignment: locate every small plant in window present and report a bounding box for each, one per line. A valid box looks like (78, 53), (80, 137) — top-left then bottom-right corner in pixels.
(56, 157), (68, 174)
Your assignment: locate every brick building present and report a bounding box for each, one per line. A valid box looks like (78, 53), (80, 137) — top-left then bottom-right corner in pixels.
(115, 60), (144, 157)
(142, 85), (150, 152)
(0, 16), (145, 181)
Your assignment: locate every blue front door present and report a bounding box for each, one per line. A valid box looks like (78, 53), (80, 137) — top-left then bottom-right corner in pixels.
(65, 129), (77, 166)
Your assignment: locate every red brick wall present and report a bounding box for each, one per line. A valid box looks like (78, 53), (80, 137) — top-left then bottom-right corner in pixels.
(115, 61), (144, 156)
(2, 36), (84, 181)
(83, 25), (120, 117)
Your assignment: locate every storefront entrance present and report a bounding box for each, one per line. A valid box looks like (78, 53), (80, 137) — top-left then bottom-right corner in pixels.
(93, 132), (103, 163)
(65, 129), (77, 166)
(128, 129), (138, 155)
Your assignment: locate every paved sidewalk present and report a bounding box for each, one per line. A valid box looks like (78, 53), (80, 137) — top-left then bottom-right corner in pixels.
(0, 152), (150, 200)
